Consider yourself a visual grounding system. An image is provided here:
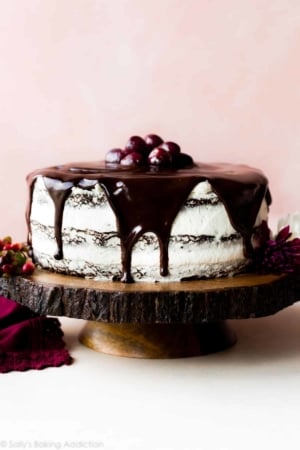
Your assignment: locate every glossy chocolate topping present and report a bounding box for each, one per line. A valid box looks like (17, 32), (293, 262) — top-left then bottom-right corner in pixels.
(26, 162), (271, 282)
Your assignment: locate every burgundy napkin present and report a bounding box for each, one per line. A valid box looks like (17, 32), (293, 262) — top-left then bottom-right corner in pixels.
(0, 296), (72, 373)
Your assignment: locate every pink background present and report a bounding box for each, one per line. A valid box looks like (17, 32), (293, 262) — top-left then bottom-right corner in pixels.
(0, 0), (299, 240)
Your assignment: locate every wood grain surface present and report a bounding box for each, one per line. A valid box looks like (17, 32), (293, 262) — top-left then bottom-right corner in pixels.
(79, 322), (237, 358)
(0, 270), (299, 324)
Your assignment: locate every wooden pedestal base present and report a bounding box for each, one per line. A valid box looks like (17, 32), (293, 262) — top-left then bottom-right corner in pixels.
(79, 321), (237, 358)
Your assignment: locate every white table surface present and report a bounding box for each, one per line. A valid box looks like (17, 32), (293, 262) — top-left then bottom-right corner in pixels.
(1, 301), (300, 450)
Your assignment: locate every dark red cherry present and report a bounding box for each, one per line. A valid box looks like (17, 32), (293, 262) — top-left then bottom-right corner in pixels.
(105, 148), (123, 164)
(173, 152), (194, 168)
(120, 152), (144, 166)
(160, 141), (181, 156)
(144, 134), (163, 151)
(125, 136), (147, 155)
(120, 147), (134, 158)
(2, 263), (13, 275)
(148, 148), (172, 167)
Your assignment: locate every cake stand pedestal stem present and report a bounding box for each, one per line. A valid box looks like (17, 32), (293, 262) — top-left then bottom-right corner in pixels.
(79, 321), (237, 358)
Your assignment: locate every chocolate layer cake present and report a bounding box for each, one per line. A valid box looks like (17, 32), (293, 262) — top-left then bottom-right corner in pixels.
(26, 140), (271, 283)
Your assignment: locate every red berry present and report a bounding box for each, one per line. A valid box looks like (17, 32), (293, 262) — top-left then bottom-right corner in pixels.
(120, 152), (144, 166)
(148, 148), (172, 167)
(22, 261), (35, 275)
(2, 264), (13, 275)
(120, 148), (133, 158)
(160, 141), (181, 156)
(105, 148), (124, 164)
(144, 134), (163, 151)
(11, 242), (22, 252)
(125, 136), (147, 155)
(3, 244), (12, 251)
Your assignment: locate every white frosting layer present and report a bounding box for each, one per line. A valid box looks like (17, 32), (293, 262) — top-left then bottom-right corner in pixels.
(30, 176), (269, 282)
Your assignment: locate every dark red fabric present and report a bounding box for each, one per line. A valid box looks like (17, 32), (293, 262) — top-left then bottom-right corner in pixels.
(0, 296), (73, 373)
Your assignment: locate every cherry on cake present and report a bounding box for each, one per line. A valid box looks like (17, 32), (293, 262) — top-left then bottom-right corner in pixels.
(26, 134), (271, 283)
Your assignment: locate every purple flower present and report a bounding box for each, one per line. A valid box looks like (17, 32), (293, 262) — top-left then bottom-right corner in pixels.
(253, 221), (300, 274)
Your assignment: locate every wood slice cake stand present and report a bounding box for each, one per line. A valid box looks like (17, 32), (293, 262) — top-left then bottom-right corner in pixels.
(1, 270), (300, 358)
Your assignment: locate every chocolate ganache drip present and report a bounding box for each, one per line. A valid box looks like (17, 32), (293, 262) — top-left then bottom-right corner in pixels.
(26, 162), (271, 283)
